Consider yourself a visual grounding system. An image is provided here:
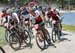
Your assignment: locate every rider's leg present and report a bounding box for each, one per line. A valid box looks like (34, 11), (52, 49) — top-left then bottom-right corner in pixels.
(58, 22), (62, 36)
(37, 30), (44, 42)
(41, 24), (51, 44)
(4, 23), (9, 28)
(58, 23), (62, 31)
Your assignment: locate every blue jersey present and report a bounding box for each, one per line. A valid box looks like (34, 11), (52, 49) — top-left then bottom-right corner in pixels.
(21, 9), (29, 15)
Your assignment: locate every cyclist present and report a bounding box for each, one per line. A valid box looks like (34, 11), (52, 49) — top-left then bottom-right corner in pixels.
(53, 8), (60, 17)
(48, 8), (61, 32)
(0, 8), (9, 28)
(20, 6), (30, 27)
(53, 8), (62, 32)
(29, 9), (51, 44)
(5, 8), (20, 29)
(45, 7), (52, 24)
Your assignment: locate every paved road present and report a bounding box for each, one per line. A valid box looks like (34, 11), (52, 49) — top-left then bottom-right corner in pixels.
(2, 27), (75, 53)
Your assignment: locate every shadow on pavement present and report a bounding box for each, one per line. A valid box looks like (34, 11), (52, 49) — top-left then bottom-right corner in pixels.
(41, 43), (56, 52)
(59, 38), (71, 42)
(16, 43), (33, 51)
(62, 32), (72, 36)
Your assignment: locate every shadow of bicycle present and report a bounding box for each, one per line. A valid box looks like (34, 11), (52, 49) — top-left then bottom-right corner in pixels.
(62, 32), (72, 36)
(14, 43), (33, 51)
(60, 38), (71, 42)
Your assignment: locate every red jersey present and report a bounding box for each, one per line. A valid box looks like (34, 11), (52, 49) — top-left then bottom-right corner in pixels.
(1, 13), (8, 18)
(47, 11), (59, 21)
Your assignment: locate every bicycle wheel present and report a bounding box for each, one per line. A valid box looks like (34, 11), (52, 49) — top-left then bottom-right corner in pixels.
(57, 30), (61, 40)
(0, 47), (5, 53)
(36, 30), (46, 50)
(24, 30), (31, 45)
(42, 28), (51, 45)
(9, 31), (21, 50)
(51, 28), (57, 43)
(5, 30), (10, 43)
(28, 29), (34, 39)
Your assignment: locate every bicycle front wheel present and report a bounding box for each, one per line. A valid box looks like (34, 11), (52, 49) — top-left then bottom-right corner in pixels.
(51, 28), (57, 43)
(36, 30), (46, 50)
(5, 30), (10, 43)
(9, 32), (21, 50)
(0, 47), (5, 53)
(24, 30), (31, 45)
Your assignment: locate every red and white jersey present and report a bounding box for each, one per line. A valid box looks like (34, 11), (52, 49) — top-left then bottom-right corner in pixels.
(30, 10), (41, 20)
(30, 10), (42, 24)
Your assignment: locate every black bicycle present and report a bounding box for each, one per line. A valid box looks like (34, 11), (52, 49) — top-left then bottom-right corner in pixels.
(51, 18), (63, 43)
(34, 23), (51, 50)
(9, 18), (31, 50)
(0, 25), (12, 43)
(9, 29), (21, 50)
(0, 47), (6, 53)
(20, 15), (33, 39)
(5, 28), (12, 43)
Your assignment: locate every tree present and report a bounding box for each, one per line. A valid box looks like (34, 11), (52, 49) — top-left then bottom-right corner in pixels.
(0, 0), (8, 4)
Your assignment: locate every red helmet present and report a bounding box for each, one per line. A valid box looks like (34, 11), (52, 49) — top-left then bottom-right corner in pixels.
(28, 1), (37, 7)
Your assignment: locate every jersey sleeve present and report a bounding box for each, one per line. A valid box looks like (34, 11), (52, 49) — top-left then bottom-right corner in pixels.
(35, 10), (40, 18)
(29, 14), (33, 20)
(12, 13), (20, 23)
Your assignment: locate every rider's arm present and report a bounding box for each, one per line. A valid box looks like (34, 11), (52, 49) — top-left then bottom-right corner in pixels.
(12, 13), (20, 24)
(45, 11), (48, 18)
(0, 17), (6, 25)
(35, 10), (44, 21)
(56, 14), (61, 20)
(0, 14), (5, 25)
(0, 17), (3, 26)
(35, 10), (40, 18)
(29, 14), (33, 28)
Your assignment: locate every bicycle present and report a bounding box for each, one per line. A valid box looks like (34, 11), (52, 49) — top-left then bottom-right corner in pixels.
(33, 22), (51, 50)
(51, 18), (63, 43)
(9, 17), (31, 50)
(0, 47), (6, 53)
(0, 24), (12, 43)
(20, 15), (33, 38)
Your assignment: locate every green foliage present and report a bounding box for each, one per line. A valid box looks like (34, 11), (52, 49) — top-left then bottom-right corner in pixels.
(62, 24), (75, 32)
(0, 27), (6, 46)
(0, 0), (8, 4)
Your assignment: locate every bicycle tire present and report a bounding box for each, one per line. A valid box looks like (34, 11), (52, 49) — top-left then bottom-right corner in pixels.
(0, 47), (6, 53)
(9, 31), (21, 50)
(24, 30), (31, 45)
(42, 28), (51, 45)
(51, 28), (57, 43)
(36, 30), (46, 50)
(5, 30), (10, 43)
